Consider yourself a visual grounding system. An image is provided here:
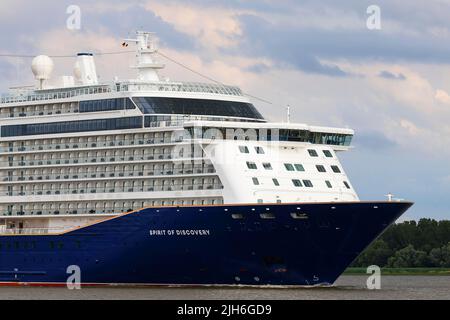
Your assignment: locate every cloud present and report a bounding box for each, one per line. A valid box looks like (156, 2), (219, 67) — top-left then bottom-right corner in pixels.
(378, 70), (406, 80)
(435, 89), (450, 104)
(143, 1), (246, 50)
(2, 0), (450, 219)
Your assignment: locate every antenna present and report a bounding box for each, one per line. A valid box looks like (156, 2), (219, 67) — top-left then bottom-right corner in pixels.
(286, 105), (291, 123)
(123, 31), (165, 81)
(385, 193), (393, 202)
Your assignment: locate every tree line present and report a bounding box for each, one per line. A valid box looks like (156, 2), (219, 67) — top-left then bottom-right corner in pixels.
(352, 219), (450, 268)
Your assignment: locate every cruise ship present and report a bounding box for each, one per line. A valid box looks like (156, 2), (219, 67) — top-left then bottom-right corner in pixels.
(0, 31), (412, 287)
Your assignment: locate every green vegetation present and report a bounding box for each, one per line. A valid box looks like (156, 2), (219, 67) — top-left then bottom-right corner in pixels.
(344, 268), (450, 275)
(350, 219), (450, 268)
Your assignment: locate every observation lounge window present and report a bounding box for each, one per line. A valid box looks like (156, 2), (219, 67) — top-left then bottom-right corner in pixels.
(133, 97), (264, 120)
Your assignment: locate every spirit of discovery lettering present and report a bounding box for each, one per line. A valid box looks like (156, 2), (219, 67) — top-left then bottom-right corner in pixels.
(149, 229), (211, 236)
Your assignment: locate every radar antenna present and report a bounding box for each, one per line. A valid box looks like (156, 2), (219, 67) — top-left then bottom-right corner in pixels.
(123, 31), (165, 81)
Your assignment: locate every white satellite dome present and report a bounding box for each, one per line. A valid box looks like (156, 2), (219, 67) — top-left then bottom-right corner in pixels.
(31, 55), (54, 81)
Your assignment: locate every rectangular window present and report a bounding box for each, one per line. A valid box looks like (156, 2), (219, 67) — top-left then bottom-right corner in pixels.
(246, 162), (257, 170)
(344, 181), (351, 189)
(325, 181), (333, 188)
(273, 178), (280, 186)
(294, 164), (305, 172)
(316, 165), (326, 173)
(263, 163), (273, 170)
(303, 180), (314, 188)
(308, 149), (319, 157)
(292, 179), (302, 187)
(252, 177), (260, 185)
(331, 165), (341, 173)
(323, 150), (333, 158)
(239, 146), (249, 154)
(284, 163), (295, 171)
(255, 146), (265, 154)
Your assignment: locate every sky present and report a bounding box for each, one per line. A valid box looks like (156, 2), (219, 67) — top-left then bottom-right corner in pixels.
(0, 0), (449, 220)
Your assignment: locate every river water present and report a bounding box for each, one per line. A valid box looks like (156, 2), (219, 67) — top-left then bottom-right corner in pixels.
(0, 276), (448, 300)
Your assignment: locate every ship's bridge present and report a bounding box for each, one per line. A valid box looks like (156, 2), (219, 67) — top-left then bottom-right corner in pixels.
(183, 121), (354, 150)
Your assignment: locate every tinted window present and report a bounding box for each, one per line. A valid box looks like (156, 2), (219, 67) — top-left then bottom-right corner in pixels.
(325, 181), (333, 188)
(308, 149), (318, 157)
(284, 164), (295, 171)
(331, 166), (342, 173)
(294, 164), (305, 172)
(263, 163), (273, 170)
(255, 146), (265, 154)
(247, 162), (257, 170)
(344, 181), (351, 189)
(273, 178), (280, 186)
(1, 117), (142, 137)
(316, 165), (326, 173)
(323, 150), (333, 158)
(79, 98), (134, 113)
(303, 180), (314, 188)
(292, 179), (302, 187)
(252, 178), (260, 185)
(133, 97), (264, 120)
(239, 146), (249, 154)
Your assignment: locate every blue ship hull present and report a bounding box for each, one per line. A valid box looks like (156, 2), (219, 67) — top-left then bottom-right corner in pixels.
(0, 201), (412, 286)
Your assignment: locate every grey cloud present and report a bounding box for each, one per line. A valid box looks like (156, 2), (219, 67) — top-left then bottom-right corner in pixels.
(378, 70), (406, 80)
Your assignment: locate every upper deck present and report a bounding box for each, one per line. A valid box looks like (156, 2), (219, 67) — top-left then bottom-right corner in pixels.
(0, 81), (244, 106)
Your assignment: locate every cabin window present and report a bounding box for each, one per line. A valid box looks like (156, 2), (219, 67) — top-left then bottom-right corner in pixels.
(252, 178), (260, 186)
(325, 181), (333, 188)
(323, 150), (333, 158)
(344, 181), (351, 189)
(255, 146), (265, 154)
(294, 164), (305, 172)
(303, 180), (314, 188)
(308, 149), (318, 157)
(246, 162), (257, 170)
(272, 178), (280, 186)
(331, 165), (341, 173)
(284, 163), (295, 171)
(292, 179), (302, 187)
(316, 165), (326, 173)
(263, 163), (273, 170)
(239, 146), (249, 154)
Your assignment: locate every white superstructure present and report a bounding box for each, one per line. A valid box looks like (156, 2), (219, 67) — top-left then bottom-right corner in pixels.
(0, 31), (356, 234)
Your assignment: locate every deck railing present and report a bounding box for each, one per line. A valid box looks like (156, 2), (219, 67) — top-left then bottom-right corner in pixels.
(0, 81), (243, 105)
